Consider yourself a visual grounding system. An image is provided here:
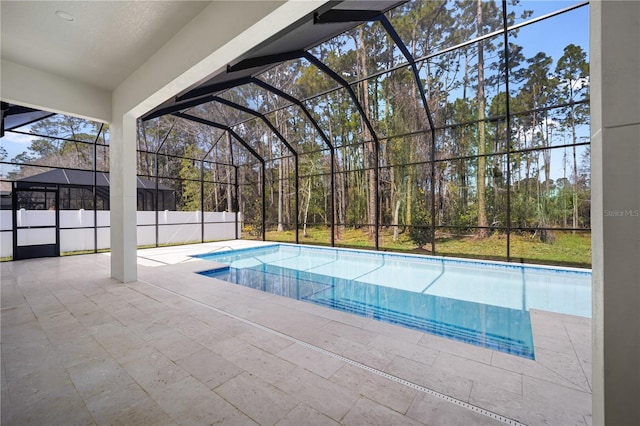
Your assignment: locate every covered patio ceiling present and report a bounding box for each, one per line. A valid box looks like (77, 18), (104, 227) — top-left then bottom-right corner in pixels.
(0, 1), (211, 92)
(1, 0), (404, 126)
(1, 1), (320, 124)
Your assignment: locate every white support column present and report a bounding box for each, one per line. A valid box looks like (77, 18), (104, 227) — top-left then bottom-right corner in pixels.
(109, 113), (138, 283)
(591, 1), (640, 425)
(106, 1), (330, 283)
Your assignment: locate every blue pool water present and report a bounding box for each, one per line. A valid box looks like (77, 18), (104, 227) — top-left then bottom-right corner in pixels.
(195, 244), (592, 359)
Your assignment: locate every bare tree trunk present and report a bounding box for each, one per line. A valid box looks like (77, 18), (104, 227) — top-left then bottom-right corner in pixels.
(492, 153), (501, 221)
(303, 177), (311, 237)
(227, 134), (234, 212)
(524, 134), (532, 227)
(406, 161), (413, 226)
(226, 167), (232, 211)
(544, 120), (551, 210)
(357, 28), (376, 237)
(563, 148), (568, 228)
(437, 166), (445, 224)
(277, 142), (284, 232)
(476, 0), (488, 237)
(327, 113), (342, 240)
(571, 108), (579, 231)
(138, 123), (152, 176)
(213, 169), (218, 210)
(393, 200), (401, 241)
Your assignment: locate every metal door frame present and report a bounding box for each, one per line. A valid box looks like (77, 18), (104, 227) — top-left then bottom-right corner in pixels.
(12, 184), (60, 260)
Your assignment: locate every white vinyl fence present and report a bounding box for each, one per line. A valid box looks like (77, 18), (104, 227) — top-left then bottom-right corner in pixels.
(0, 210), (240, 258)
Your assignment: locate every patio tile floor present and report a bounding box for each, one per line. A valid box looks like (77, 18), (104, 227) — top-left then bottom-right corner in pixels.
(1, 241), (592, 425)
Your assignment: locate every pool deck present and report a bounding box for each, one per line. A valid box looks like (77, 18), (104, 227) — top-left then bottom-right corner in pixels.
(1, 240), (592, 425)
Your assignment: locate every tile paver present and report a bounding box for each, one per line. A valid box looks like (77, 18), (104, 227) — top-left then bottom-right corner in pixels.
(432, 352), (523, 395)
(321, 320), (379, 345)
(407, 391), (504, 426)
(227, 344), (297, 386)
(384, 355), (475, 402)
(122, 350), (190, 393)
(277, 343), (345, 378)
(490, 348), (586, 392)
(236, 325), (296, 355)
(329, 364), (418, 414)
(533, 346), (591, 392)
(66, 356), (136, 401)
(275, 403), (340, 426)
(341, 397), (425, 426)
(0, 241), (592, 425)
(9, 384), (95, 425)
(151, 375), (256, 425)
(367, 333), (440, 367)
(215, 372), (299, 425)
(153, 331), (206, 361)
(85, 381), (175, 426)
(198, 332), (251, 358)
(176, 348), (243, 388)
(274, 366), (360, 422)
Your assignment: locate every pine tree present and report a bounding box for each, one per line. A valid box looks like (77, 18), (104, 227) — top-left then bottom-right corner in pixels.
(555, 44), (589, 230)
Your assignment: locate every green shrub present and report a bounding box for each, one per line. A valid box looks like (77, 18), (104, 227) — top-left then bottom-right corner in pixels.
(409, 210), (431, 249)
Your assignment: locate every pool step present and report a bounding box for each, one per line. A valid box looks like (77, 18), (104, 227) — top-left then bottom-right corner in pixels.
(201, 263), (535, 359)
(306, 297), (534, 358)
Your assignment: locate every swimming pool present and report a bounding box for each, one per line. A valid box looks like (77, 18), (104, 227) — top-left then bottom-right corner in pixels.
(195, 244), (591, 359)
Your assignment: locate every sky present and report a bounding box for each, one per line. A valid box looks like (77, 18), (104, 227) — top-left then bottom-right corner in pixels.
(513, 1), (589, 64)
(1, 132), (38, 177)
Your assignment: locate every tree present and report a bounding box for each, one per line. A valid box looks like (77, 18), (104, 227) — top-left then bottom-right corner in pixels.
(453, 0), (504, 237)
(475, 0), (489, 237)
(354, 25), (377, 237)
(178, 145), (203, 211)
(516, 51), (555, 228)
(555, 44), (589, 230)
(8, 115), (99, 180)
(409, 207), (431, 250)
(389, 0), (452, 235)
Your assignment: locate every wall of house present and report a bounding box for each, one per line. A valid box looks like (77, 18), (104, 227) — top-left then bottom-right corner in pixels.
(591, 1), (640, 424)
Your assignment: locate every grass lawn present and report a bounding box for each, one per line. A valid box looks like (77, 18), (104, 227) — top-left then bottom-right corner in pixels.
(2, 228), (588, 268)
(262, 227), (591, 268)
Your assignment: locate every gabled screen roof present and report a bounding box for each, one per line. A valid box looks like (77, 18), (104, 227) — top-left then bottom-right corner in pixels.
(141, 1), (406, 122)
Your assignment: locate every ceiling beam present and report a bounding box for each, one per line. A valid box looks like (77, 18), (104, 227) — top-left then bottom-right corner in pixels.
(172, 111), (264, 164)
(174, 76), (254, 104)
(313, 9), (383, 24)
(212, 96), (298, 156)
(227, 50), (305, 74)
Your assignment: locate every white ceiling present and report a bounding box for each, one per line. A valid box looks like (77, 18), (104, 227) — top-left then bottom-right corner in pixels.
(1, 1), (212, 91)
